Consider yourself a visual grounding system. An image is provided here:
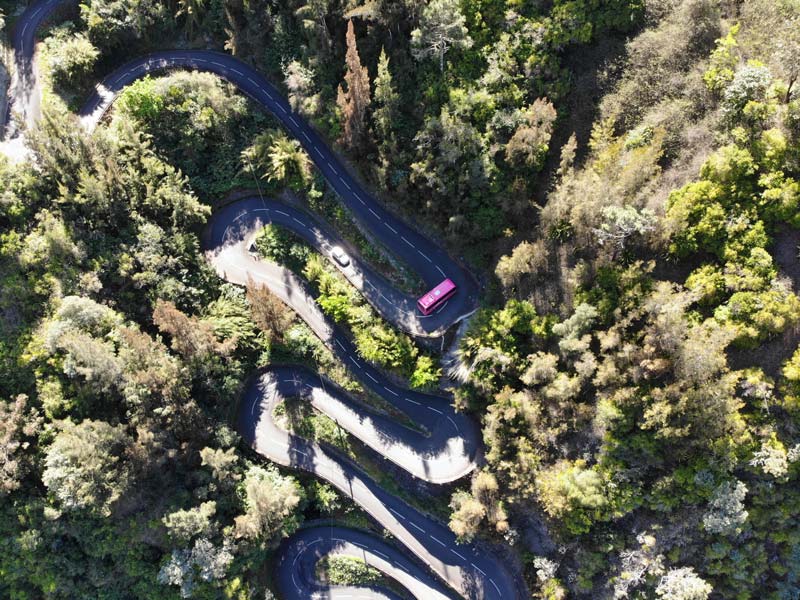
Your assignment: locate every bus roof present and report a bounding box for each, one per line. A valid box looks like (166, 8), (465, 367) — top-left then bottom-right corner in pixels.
(417, 278), (456, 310)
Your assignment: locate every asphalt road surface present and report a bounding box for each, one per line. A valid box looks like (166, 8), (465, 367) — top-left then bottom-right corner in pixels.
(79, 51), (481, 338)
(3, 0), (70, 135)
(4, 3), (525, 599)
(278, 524), (457, 600)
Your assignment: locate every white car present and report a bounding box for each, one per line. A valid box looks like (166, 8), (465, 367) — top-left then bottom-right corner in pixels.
(331, 245), (350, 267)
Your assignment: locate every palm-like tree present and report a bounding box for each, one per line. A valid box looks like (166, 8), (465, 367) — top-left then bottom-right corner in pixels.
(242, 131), (310, 190)
(241, 131), (275, 175)
(267, 137), (310, 185)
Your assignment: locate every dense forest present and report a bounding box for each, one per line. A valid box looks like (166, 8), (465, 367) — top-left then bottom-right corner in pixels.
(1, 0), (799, 599)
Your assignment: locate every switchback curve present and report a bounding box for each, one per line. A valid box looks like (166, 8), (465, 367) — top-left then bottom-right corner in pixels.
(79, 50), (481, 340)
(4, 4), (524, 599)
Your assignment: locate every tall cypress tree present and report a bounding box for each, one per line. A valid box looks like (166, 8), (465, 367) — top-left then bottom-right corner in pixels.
(336, 20), (370, 152)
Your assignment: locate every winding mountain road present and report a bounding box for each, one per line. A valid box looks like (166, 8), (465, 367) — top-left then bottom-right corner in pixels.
(3, 5), (524, 599)
(80, 50), (481, 339)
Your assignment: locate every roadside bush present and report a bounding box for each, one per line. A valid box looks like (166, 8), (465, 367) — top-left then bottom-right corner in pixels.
(44, 23), (99, 90)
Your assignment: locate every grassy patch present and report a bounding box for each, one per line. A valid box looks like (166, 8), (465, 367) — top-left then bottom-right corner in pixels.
(316, 555), (384, 586)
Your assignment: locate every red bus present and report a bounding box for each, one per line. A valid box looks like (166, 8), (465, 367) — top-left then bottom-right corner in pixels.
(417, 278), (457, 315)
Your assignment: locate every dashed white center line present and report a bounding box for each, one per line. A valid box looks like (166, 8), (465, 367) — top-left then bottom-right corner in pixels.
(490, 579), (501, 594)
(99, 49), (502, 594)
(473, 563), (487, 577)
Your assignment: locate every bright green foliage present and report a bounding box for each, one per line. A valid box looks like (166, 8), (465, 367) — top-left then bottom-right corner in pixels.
(664, 127), (800, 347)
(410, 355), (442, 390)
(233, 465), (304, 544)
(43, 23), (100, 90)
(244, 131), (311, 191)
(318, 555), (383, 586)
(780, 346), (800, 415)
(263, 238), (429, 381)
(255, 224), (311, 273)
(3, 2), (799, 599)
(714, 283), (800, 348)
(354, 323), (417, 372)
(116, 72), (268, 198)
(703, 24), (740, 94)
(461, 299), (551, 390)
(535, 460), (614, 535)
(42, 419), (131, 516)
(163, 501), (217, 544)
(666, 181), (727, 257)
